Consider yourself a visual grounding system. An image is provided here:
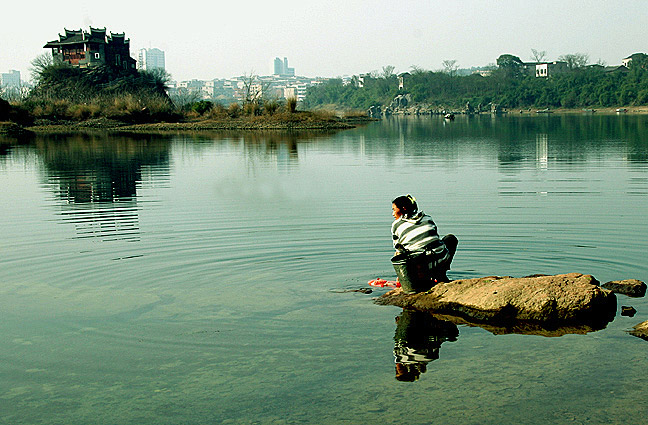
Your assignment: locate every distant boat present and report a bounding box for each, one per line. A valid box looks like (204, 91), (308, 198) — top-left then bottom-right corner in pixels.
(536, 108), (552, 114)
(444, 113), (455, 120)
(616, 108), (628, 113)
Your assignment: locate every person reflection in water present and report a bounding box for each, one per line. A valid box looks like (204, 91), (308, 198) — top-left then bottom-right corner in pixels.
(393, 309), (459, 382)
(391, 194), (458, 286)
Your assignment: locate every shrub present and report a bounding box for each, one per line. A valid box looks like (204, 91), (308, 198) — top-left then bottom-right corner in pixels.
(243, 102), (260, 116)
(191, 100), (213, 115)
(264, 100), (280, 115)
(228, 103), (241, 118)
(208, 103), (229, 120)
(286, 97), (297, 113)
(68, 103), (99, 120)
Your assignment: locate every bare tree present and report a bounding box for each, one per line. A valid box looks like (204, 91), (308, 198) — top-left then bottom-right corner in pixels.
(442, 60), (459, 76)
(170, 88), (203, 110)
(29, 52), (54, 82)
(240, 71), (271, 104)
(531, 49), (547, 63)
(558, 53), (590, 69)
(381, 65), (395, 79)
(409, 65), (426, 76)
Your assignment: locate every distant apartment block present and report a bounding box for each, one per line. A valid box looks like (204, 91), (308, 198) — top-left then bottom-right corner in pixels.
(138, 48), (165, 71)
(169, 74), (325, 104)
(273, 57), (295, 77)
(44, 27), (136, 71)
(0, 70), (21, 88)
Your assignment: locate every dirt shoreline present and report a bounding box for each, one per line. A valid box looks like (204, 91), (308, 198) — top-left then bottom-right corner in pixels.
(18, 116), (375, 134)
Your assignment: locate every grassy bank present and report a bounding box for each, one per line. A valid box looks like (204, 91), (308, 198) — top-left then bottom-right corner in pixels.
(22, 110), (374, 135)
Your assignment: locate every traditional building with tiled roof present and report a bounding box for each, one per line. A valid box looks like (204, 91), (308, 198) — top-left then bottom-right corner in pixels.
(44, 27), (136, 71)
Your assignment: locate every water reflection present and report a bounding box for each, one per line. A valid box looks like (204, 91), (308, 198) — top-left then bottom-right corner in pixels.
(240, 132), (303, 171)
(393, 309), (458, 382)
(363, 114), (648, 167)
(424, 311), (612, 338)
(34, 133), (171, 241)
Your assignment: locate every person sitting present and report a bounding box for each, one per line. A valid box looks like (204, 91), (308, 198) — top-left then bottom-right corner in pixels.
(391, 194), (457, 284)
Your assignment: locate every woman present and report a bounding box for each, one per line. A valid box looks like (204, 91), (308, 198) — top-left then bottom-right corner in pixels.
(391, 194), (457, 284)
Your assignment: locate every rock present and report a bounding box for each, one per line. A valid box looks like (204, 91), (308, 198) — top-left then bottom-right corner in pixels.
(331, 288), (373, 294)
(629, 320), (648, 341)
(0, 122), (33, 138)
(621, 306), (637, 317)
(602, 279), (646, 297)
(376, 273), (617, 325)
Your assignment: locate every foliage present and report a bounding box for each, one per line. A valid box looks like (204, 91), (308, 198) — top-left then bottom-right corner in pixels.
(16, 61), (179, 123)
(304, 58), (648, 111)
(286, 97), (297, 113)
(558, 53), (590, 70)
(191, 100), (213, 115)
(303, 75), (399, 110)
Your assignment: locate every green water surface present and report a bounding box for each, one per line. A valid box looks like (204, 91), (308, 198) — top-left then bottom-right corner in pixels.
(1, 114), (647, 424)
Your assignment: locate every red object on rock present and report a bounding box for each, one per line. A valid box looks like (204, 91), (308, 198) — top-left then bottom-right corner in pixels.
(368, 278), (400, 288)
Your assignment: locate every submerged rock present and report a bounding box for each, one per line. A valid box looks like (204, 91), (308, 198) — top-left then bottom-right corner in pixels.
(602, 279), (646, 297)
(376, 273), (616, 325)
(621, 306), (637, 317)
(629, 321), (648, 341)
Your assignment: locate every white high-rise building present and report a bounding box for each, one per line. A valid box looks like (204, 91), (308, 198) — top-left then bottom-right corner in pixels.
(0, 70), (21, 88)
(137, 48), (165, 71)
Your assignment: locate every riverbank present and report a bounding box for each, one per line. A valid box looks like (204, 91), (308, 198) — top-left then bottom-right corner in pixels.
(511, 106), (648, 115)
(1, 114), (376, 136)
(385, 105), (648, 116)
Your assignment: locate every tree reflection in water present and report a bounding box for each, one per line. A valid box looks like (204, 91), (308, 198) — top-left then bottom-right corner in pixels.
(393, 309), (458, 382)
(35, 133), (171, 241)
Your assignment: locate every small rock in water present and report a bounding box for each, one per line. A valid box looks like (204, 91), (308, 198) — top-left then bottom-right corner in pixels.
(602, 279), (646, 297)
(331, 288), (373, 294)
(629, 320), (648, 341)
(621, 306), (637, 317)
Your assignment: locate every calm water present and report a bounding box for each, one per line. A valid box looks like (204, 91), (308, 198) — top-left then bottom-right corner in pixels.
(1, 115), (647, 424)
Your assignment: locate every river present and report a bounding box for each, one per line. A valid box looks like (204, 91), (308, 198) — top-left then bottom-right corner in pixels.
(1, 114), (647, 424)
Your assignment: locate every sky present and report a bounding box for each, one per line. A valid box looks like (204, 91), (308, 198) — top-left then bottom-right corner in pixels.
(1, 0), (646, 83)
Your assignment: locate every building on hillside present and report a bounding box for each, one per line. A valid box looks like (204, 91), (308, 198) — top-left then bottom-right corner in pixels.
(535, 61), (568, 77)
(622, 53), (648, 68)
(137, 48), (165, 71)
(604, 65), (630, 74)
(44, 27), (136, 71)
(273, 57), (295, 77)
(0, 70), (21, 88)
(521, 62), (538, 76)
(398, 72), (410, 90)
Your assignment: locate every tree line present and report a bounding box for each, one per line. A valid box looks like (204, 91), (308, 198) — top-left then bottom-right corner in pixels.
(303, 53), (648, 111)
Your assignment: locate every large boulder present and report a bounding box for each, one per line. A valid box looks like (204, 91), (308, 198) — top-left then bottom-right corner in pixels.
(376, 273), (617, 325)
(630, 321), (648, 341)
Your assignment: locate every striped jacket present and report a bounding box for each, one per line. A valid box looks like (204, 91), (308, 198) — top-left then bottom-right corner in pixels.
(391, 212), (446, 258)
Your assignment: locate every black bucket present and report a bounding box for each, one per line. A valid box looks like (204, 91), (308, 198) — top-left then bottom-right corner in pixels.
(391, 252), (432, 294)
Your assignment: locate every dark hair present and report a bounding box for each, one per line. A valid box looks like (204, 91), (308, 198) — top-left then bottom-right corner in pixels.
(392, 194), (418, 218)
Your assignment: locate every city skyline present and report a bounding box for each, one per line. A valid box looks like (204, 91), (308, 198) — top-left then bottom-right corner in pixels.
(1, 0), (647, 83)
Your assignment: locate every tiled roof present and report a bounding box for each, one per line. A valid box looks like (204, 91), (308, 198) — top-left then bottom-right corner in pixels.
(44, 27), (112, 48)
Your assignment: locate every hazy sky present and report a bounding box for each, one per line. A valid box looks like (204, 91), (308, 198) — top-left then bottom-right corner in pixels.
(1, 0), (646, 82)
